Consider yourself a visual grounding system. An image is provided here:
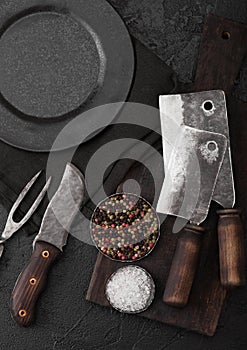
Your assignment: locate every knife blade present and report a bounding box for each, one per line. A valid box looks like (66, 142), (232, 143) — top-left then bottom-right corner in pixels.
(10, 163), (85, 326)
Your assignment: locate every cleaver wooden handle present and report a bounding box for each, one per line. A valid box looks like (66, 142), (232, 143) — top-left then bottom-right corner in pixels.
(10, 241), (61, 326)
(217, 209), (246, 287)
(163, 224), (204, 307)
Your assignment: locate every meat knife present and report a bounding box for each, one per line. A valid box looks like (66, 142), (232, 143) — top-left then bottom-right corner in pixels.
(10, 163), (85, 326)
(157, 124), (227, 306)
(157, 90), (245, 307)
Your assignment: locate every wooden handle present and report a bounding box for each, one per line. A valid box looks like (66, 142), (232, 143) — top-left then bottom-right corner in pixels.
(10, 241), (61, 326)
(163, 224), (204, 307)
(217, 209), (246, 287)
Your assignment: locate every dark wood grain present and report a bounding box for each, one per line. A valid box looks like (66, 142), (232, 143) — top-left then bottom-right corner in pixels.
(86, 15), (247, 336)
(10, 241), (61, 327)
(163, 225), (204, 307)
(195, 14), (247, 94)
(217, 209), (246, 287)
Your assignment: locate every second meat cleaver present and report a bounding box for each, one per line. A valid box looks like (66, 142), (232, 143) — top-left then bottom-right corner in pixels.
(10, 163), (85, 326)
(157, 125), (227, 307)
(157, 90), (245, 307)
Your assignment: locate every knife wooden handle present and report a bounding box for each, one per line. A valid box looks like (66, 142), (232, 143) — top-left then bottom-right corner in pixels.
(10, 241), (61, 326)
(217, 209), (246, 287)
(163, 224), (204, 307)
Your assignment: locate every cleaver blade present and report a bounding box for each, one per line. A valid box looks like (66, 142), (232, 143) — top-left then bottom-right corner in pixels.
(159, 90), (235, 210)
(157, 125), (227, 230)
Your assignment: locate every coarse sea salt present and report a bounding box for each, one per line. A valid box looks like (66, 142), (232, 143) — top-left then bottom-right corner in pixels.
(105, 265), (155, 313)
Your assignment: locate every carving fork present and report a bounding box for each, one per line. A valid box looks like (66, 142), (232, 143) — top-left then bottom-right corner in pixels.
(0, 171), (51, 257)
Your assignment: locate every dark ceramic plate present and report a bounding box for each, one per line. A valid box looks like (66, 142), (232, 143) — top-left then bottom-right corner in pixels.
(0, 0), (134, 151)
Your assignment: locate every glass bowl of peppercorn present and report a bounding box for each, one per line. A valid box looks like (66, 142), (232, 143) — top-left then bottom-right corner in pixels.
(90, 193), (160, 262)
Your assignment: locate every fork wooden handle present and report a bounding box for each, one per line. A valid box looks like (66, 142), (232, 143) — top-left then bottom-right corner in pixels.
(163, 224), (204, 308)
(10, 241), (61, 326)
(217, 209), (246, 287)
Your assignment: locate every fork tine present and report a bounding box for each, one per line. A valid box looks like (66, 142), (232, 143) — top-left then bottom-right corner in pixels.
(17, 176), (52, 227)
(8, 170), (42, 216)
(11, 176), (52, 229)
(1, 172), (51, 241)
(0, 244), (4, 258)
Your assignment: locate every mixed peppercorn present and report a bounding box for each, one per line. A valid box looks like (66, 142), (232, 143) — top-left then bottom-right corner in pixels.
(91, 193), (159, 261)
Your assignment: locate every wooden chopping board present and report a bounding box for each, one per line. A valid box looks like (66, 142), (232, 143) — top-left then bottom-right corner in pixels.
(86, 15), (247, 336)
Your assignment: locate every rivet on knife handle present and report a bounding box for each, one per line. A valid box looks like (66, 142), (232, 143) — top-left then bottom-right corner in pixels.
(10, 241), (61, 326)
(163, 224), (204, 307)
(217, 208), (246, 287)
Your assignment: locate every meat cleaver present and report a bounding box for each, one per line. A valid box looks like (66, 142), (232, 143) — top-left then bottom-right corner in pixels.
(157, 90), (246, 307)
(10, 163), (85, 326)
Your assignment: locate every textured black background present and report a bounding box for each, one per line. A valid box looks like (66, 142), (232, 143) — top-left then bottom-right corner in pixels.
(0, 1), (246, 349)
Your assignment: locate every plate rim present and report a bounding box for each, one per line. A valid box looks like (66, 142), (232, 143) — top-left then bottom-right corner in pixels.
(0, 0), (134, 152)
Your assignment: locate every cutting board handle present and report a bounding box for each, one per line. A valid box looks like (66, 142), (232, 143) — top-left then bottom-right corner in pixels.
(163, 224), (204, 308)
(10, 241), (61, 326)
(217, 209), (246, 287)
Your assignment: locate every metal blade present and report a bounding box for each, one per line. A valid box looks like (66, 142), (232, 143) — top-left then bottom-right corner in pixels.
(159, 90), (235, 209)
(157, 126), (227, 225)
(34, 163), (85, 251)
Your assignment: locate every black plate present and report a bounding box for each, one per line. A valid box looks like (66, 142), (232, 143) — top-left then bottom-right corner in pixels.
(0, 0), (134, 151)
